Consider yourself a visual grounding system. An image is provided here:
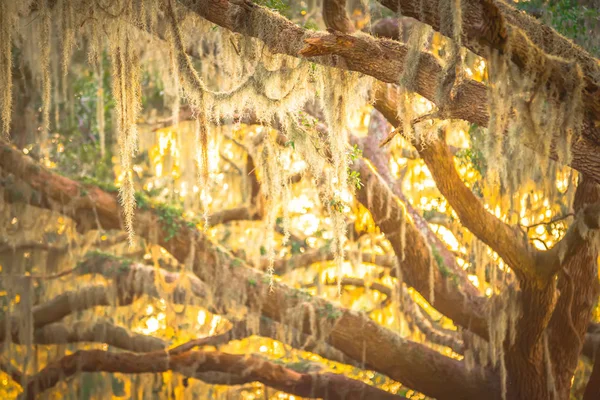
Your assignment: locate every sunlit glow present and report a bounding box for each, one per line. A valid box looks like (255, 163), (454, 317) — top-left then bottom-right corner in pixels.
(197, 310), (207, 326)
(11, 32), (580, 400)
(468, 274), (480, 288)
(144, 317), (159, 334)
(296, 214), (320, 236)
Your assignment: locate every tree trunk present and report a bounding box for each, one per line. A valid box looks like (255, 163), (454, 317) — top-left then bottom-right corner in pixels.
(548, 176), (600, 398)
(505, 175), (600, 399)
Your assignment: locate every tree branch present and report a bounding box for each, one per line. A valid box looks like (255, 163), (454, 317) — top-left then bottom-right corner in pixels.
(547, 176), (600, 399)
(31, 305), (358, 368)
(33, 321), (167, 352)
(0, 253), (210, 342)
(308, 276), (465, 354)
(289, 109), (488, 339)
(535, 203), (600, 279)
(322, 0), (355, 34)
(0, 359), (25, 386)
(373, 89), (543, 282)
(176, 0), (600, 184)
(208, 206), (260, 225)
(584, 353), (600, 400)
(0, 140), (497, 399)
(22, 348), (408, 400)
(376, 0), (600, 129)
(353, 158), (489, 340)
(259, 248), (396, 275)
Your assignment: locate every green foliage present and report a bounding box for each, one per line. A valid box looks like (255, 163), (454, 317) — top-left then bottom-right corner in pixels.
(298, 110), (318, 129)
(346, 145), (363, 189)
(285, 359), (323, 373)
(517, 0), (600, 55)
(457, 124), (487, 175)
(231, 258), (244, 267)
(348, 144), (362, 162)
(155, 203), (186, 242)
(290, 240), (304, 255)
(111, 376), (126, 396)
(431, 245), (460, 286)
(319, 302), (342, 320)
(80, 176), (118, 193)
(253, 0), (288, 13)
(134, 191), (151, 209)
(347, 169), (363, 189)
(430, 245), (445, 272)
(55, 51), (115, 182)
(79, 373), (107, 400)
(456, 124), (487, 196)
(302, 20), (319, 31)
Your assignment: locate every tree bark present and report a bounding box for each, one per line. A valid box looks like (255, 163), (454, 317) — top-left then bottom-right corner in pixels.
(23, 348), (409, 400)
(176, 0), (600, 184)
(548, 176), (600, 398)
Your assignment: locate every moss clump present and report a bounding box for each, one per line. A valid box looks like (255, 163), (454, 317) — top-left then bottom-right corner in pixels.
(430, 245), (445, 271)
(431, 245), (460, 285)
(253, 0), (289, 14)
(231, 258), (244, 267)
(155, 203), (186, 242)
(80, 176), (118, 193)
(134, 191), (151, 209)
(319, 303), (342, 321)
(27, 164), (41, 174)
(81, 250), (132, 275)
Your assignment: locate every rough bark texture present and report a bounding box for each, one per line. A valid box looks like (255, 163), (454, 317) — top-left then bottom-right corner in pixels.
(548, 176), (600, 398)
(377, 0), (600, 135)
(177, 0), (600, 184)
(323, 0), (355, 33)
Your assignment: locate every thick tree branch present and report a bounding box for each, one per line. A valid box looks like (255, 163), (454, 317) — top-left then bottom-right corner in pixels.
(0, 360), (25, 386)
(309, 276), (465, 354)
(376, 0), (600, 133)
(547, 176), (600, 398)
(176, 0), (600, 184)
(322, 0), (355, 34)
(374, 86), (600, 284)
(343, 111), (488, 338)
(208, 206), (260, 225)
(535, 203), (600, 279)
(22, 348), (408, 400)
(288, 110), (488, 338)
(0, 140), (496, 399)
(0, 253), (209, 342)
(353, 158), (489, 340)
(419, 135), (536, 279)
(0, 284), (117, 343)
(584, 353), (600, 400)
(31, 309), (358, 368)
(33, 321), (167, 352)
(357, 109), (483, 292)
